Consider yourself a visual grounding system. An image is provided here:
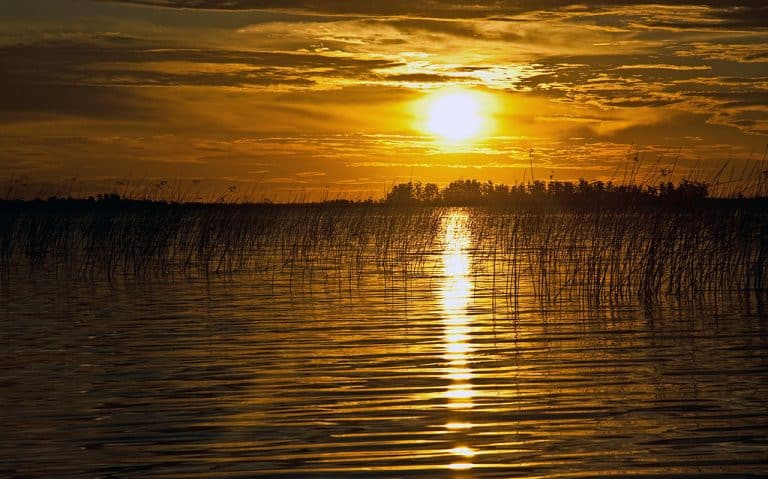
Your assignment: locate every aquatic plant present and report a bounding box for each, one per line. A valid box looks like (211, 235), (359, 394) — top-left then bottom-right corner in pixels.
(0, 196), (765, 305)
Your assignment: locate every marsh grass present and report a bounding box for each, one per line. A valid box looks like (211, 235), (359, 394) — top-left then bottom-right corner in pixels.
(1, 198), (766, 305)
(464, 208), (767, 307)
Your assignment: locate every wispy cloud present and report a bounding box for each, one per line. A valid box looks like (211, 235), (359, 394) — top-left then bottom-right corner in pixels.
(614, 64), (711, 71)
(0, 0), (766, 198)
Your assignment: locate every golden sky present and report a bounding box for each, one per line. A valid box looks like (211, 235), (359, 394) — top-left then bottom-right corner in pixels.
(1, 1), (766, 200)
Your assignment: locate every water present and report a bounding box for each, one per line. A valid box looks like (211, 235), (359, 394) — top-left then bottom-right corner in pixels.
(2, 210), (767, 478)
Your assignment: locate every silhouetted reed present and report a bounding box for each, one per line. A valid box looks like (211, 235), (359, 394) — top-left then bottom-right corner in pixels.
(464, 208), (767, 307)
(0, 198), (443, 285)
(1, 194), (765, 305)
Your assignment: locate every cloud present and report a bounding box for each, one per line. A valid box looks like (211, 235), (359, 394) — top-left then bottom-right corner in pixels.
(614, 64), (711, 71)
(0, 81), (152, 121)
(97, 1), (768, 18)
(2, 0), (766, 199)
(675, 43), (768, 63)
(0, 40), (410, 125)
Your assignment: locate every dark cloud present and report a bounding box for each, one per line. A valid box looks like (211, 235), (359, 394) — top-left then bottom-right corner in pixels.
(0, 82), (151, 120)
(0, 42), (400, 76)
(383, 18), (487, 38)
(0, 42), (398, 124)
(0, 41), (404, 119)
(602, 98), (682, 108)
(452, 66), (493, 72)
(99, 0), (768, 27)
(99, 0), (768, 11)
(381, 73), (455, 83)
(700, 5), (768, 28)
(505, 47), (768, 135)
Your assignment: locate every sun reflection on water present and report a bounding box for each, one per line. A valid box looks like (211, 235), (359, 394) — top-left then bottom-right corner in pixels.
(440, 210), (476, 475)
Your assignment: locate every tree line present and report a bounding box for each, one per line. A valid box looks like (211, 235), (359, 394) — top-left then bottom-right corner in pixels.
(384, 178), (712, 207)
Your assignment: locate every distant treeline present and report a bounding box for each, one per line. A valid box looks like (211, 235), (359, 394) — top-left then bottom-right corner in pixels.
(3, 177), (768, 210)
(384, 178), (731, 208)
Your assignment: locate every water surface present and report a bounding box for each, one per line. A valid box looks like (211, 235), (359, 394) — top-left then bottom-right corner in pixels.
(2, 210), (767, 478)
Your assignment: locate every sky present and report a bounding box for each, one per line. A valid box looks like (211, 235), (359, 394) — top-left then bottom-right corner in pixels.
(0, 0), (766, 201)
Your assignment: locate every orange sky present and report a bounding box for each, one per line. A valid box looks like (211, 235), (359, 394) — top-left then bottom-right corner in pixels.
(1, 1), (766, 200)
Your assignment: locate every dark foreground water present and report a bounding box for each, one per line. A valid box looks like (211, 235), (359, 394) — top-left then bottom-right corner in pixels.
(1, 211), (767, 478)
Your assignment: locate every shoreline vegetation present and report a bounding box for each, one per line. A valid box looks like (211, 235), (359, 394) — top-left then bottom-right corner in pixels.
(4, 176), (768, 208)
(1, 178), (766, 304)
(382, 178), (768, 208)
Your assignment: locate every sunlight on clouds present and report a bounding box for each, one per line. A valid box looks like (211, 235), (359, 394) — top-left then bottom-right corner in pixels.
(1, 1), (766, 197)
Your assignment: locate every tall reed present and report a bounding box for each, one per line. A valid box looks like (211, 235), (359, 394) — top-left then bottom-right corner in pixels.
(1, 199), (765, 304)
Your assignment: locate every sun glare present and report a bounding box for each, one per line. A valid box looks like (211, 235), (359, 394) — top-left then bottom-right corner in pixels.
(424, 89), (488, 142)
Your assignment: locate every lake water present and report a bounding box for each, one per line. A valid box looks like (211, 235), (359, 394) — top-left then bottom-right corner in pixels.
(2, 209), (767, 478)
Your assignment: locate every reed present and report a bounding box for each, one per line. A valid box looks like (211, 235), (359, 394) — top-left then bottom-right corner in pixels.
(1, 197), (765, 305)
(465, 208), (767, 306)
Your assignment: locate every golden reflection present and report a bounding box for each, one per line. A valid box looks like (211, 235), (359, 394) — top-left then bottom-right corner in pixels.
(440, 210), (476, 474)
(445, 421), (473, 430)
(450, 446), (476, 458)
(449, 462), (474, 471)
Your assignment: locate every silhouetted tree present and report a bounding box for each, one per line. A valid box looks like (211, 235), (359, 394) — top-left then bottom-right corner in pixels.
(383, 177), (711, 208)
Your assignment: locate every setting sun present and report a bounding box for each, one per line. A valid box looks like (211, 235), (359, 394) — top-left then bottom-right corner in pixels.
(423, 89), (490, 142)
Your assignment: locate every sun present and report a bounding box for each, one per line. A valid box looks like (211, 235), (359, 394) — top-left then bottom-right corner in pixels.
(423, 89), (487, 142)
